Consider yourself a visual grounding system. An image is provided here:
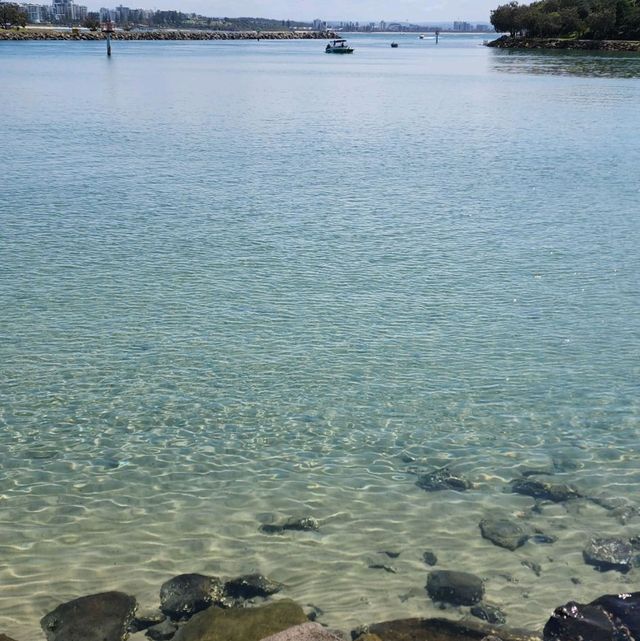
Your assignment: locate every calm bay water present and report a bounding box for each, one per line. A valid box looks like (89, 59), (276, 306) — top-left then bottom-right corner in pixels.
(1, 33), (640, 639)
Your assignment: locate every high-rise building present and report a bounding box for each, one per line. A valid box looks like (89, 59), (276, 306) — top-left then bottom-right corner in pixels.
(51, 0), (87, 22)
(22, 3), (45, 22)
(116, 4), (129, 23)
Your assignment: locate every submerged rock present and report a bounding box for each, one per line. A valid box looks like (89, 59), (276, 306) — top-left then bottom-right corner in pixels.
(224, 574), (283, 599)
(260, 517), (320, 534)
(510, 478), (580, 502)
(146, 620), (179, 641)
(480, 518), (529, 551)
(0, 635), (20, 641)
(422, 551), (438, 566)
(173, 599), (308, 641)
(368, 564), (397, 573)
(543, 591), (640, 641)
(471, 604), (507, 625)
(260, 622), (344, 640)
(160, 574), (226, 621)
(583, 537), (634, 573)
(416, 468), (471, 492)
(521, 560), (542, 577)
(361, 617), (538, 640)
(426, 570), (484, 606)
(530, 532), (556, 545)
(129, 609), (166, 633)
(40, 591), (137, 641)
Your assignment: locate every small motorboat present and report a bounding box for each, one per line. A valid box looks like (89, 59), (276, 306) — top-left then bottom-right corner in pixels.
(391, 42), (399, 48)
(325, 38), (354, 54)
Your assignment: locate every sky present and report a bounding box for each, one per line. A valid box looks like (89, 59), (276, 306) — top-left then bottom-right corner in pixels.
(93, 0), (496, 23)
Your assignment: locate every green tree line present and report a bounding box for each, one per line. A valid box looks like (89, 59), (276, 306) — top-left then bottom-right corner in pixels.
(107, 10), (309, 31)
(490, 0), (640, 39)
(0, 3), (27, 29)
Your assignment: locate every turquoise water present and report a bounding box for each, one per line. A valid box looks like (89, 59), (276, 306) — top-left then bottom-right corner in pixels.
(1, 33), (640, 639)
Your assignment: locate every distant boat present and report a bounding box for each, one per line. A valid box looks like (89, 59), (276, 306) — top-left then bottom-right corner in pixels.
(325, 38), (354, 54)
(391, 42), (399, 48)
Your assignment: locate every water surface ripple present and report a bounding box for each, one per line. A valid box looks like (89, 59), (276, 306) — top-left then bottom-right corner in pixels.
(1, 33), (640, 639)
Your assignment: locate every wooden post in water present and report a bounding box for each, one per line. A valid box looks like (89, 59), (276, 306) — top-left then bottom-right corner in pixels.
(102, 19), (114, 57)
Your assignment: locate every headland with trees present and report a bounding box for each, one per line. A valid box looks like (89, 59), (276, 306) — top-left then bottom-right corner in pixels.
(488, 0), (640, 49)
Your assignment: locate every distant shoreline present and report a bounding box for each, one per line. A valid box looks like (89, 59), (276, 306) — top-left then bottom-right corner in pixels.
(487, 35), (640, 52)
(0, 28), (336, 41)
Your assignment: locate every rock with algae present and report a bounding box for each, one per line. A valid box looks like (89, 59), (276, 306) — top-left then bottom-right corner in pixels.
(40, 591), (137, 641)
(160, 574), (227, 621)
(260, 517), (320, 534)
(356, 617), (538, 641)
(416, 468), (472, 492)
(480, 518), (529, 551)
(426, 571), (485, 606)
(173, 599), (308, 641)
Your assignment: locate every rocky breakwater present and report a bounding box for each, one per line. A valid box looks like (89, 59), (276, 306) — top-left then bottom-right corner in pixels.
(0, 29), (336, 41)
(486, 35), (640, 52)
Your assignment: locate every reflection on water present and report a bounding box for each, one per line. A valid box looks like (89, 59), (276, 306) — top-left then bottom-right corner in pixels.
(491, 48), (640, 78)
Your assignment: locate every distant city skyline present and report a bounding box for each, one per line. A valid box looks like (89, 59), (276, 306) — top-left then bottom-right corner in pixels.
(83, 0), (496, 23)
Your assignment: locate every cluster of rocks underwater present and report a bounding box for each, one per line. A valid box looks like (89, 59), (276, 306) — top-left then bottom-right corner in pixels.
(4, 465), (639, 641)
(3, 568), (639, 641)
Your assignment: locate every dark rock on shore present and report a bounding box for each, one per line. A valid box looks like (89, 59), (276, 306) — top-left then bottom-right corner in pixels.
(416, 468), (472, 492)
(471, 603), (507, 625)
(423, 551), (438, 566)
(543, 591), (640, 641)
(480, 518), (529, 551)
(160, 574), (226, 621)
(426, 571), (484, 606)
(510, 478), (580, 503)
(358, 617), (539, 640)
(173, 599), (308, 641)
(260, 516), (319, 534)
(0, 635), (20, 641)
(487, 35), (640, 52)
(583, 537), (634, 573)
(224, 574), (283, 599)
(40, 591), (137, 641)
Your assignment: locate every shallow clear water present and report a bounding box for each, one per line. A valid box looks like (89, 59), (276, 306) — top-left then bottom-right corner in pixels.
(1, 32), (640, 639)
